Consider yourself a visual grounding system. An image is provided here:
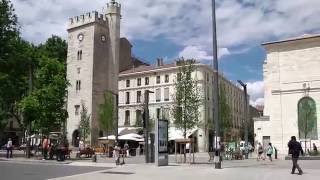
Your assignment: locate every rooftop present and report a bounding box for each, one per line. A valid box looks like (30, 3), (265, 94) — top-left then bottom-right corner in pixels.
(262, 34), (320, 46)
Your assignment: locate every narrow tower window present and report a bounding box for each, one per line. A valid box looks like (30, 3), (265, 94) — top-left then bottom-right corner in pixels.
(77, 50), (83, 60)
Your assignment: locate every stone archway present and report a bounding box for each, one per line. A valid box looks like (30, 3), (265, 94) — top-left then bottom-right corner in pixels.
(298, 97), (318, 140)
(72, 130), (80, 147)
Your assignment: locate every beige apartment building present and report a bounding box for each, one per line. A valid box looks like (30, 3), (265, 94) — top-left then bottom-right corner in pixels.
(118, 59), (248, 152)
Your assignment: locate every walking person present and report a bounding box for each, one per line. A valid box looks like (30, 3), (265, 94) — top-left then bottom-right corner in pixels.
(42, 136), (50, 160)
(257, 142), (264, 161)
(313, 143), (318, 153)
(288, 136), (304, 175)
(6, 138), (13, 158)
(114, 143), (120, 165)
(266, 143), (273, 161)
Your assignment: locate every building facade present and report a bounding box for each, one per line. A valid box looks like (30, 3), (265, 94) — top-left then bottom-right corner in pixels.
(255, 35), (320, 154)
(118, 59), (248, 152)
(66, 0), (121, 146)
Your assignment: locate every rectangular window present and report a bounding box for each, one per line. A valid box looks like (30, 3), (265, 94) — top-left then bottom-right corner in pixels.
(207, 73), (209, 82)
(126, 92), (130, 104)
(156, 88), (161, 102)
(145, 77), (149, 85)
(137, 78), (141, 86)
(136, 110), (142, 127)
(75, 105), (80, 115)
(156, 76), (161, 84)
(165, 74), (169, 83)
(137, 91), (141, 103)
(157, 108), (161, 119)
(164, 88), (169, 101)
(207, 86), (210, 100)
(126, 80), (130, 87)
(125, 110), (130, 126)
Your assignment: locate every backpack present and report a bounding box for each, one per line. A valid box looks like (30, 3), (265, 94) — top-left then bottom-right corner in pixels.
(267, 146), (273, 155)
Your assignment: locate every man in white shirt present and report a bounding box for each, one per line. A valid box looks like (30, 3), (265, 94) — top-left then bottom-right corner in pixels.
(6, 138), (13, 158)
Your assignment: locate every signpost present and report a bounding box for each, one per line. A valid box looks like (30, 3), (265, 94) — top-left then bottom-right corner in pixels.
(155, 119), (169, 166)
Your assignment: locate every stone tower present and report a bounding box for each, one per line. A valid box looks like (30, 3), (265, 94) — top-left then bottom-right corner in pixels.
(66, 0), (121, 146)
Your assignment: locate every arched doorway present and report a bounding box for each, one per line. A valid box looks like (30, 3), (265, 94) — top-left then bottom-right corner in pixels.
(72, 130), (80, 147)
(298, 97), (318, 140)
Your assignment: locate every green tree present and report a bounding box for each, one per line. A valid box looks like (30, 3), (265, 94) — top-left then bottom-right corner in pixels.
(172, 58), (201, 138)
(99, 91), (115, 136)
(219, 84), (232, 141)
(79, 103), (91, 142)
(298, 97), (318, 140)
(0, 0), (34, 130)
(38, 35), (67, 63)
(20, 57), (68, 134)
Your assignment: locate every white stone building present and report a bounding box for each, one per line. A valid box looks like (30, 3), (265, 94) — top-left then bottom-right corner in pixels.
(255, 34), (320, 154)
(66, 0), (122, 146)
(118, 59), (248, 152)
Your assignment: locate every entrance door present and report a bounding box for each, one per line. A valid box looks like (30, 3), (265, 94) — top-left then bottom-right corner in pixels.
(72, 130), (80, 147)
(262, 136), (270, 149)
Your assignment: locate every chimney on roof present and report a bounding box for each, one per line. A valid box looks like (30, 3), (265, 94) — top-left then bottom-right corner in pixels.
(156, 58), (164, 67)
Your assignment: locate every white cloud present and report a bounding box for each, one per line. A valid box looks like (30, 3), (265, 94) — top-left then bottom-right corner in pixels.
(246, 81), (264, 106)
(178, 45), (229, 62)
(179, 45), (212, 60)
(11, 0), (320, 56)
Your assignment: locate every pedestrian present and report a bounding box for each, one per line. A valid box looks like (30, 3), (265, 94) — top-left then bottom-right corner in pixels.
(124, 142), (129, 157)
(313, 143), (318, 152)
(186, 142), (190, 153)
(6, 138), (13, 158)
(288, 136), (304, 175)
(79, 139), (85, 151)
(266, 143), (273, 161)
(42, 136), (50, 160)
(257, 142), (264, 161)
(114, 142), (120, 165)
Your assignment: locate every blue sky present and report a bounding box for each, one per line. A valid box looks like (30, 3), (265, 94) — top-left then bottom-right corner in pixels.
(132, 38), (266, 82)
(11, 0), (320, 105)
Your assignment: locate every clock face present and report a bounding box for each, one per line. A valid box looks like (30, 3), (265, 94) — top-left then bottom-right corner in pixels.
(101, 35), (106, 42)
(78, 34), (84, 41)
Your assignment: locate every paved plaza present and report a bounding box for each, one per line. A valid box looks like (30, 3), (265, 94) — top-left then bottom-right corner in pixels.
(53, 160), (320, 180)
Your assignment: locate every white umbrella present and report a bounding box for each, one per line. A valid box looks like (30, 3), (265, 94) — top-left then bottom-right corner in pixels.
(98, 135), (116, 140)
(118, 133), (143, 141)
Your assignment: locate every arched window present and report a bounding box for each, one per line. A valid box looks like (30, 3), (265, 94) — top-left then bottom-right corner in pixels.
(72, 130), (80, 147)
(298, 97), (318, 140)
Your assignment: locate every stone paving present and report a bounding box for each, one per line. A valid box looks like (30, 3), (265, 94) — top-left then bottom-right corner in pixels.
(49, 159), (320, 180)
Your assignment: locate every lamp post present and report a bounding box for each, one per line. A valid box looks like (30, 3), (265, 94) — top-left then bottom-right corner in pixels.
(144, 90), (154, 163)
(211, 0), (221, 169)
(237, 80), (249, 159)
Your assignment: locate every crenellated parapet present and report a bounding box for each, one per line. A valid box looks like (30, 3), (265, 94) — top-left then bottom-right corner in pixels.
(106, 0), (121, 15)
(68, 11), (107, 30)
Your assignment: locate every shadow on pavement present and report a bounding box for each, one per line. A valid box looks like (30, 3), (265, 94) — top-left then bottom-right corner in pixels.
(101, 171), (135, 175)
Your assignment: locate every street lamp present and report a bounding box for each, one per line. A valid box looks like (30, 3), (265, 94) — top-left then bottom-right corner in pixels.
(237, 80), (249, 159)
(211, 0), (221, 169)
(144, 90), (154, 163)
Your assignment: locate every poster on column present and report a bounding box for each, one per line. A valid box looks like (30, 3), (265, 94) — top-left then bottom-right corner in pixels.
(158, 120), (168, 153)
(157, 119), (168, 166)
